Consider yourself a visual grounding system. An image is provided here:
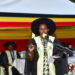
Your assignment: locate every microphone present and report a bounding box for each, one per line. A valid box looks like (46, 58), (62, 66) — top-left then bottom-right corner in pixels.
(42, 33), (48, 39)
(42, 33), (53, 43)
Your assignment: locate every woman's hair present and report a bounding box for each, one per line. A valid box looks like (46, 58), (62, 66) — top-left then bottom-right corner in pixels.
(4, 41), (17, 49)
(31, 18), (56, 35)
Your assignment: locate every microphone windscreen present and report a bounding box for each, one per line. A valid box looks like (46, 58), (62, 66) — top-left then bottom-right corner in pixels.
(42, 33), (47, 39)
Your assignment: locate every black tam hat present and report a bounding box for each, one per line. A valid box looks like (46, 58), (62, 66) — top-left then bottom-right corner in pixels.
(31, 18), (56, 35)
(4, 41), (16, 49)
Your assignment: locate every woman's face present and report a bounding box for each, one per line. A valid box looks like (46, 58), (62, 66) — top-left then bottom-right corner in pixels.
(8, 45), (13, 51)
(39, 24), (49, 35)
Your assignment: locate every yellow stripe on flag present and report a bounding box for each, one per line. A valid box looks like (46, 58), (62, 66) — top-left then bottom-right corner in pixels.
(0, 17), (75, 22)
(0, 26), (74, 39)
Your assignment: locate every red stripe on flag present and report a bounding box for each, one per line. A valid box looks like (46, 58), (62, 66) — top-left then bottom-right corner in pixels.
(0, 22), (31, 27)
(0, 22), (75, 27)
(56, 22), (75, 26)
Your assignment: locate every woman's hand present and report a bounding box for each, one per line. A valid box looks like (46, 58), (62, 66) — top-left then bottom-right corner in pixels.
(54, 54), (61, 62)
(6, 64), (11, 68)
(29, 43), (35, 53)
(28, 43), (35, 61)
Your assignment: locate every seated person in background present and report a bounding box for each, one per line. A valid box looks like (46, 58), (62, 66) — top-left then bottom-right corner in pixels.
(67, 43), (73, 56)
(1, 41), (22, 75)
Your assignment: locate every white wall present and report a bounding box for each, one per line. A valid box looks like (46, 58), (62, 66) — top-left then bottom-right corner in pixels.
(0, 0), (75, 15)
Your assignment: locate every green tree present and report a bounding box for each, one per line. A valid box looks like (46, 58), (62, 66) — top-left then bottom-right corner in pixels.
(70, 0), (75, 3)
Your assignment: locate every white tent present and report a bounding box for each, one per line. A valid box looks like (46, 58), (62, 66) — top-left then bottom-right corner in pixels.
(0, 0), (75, 15)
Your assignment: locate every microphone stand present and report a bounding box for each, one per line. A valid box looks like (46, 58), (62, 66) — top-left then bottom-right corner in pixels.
(48, 39), (73, 75)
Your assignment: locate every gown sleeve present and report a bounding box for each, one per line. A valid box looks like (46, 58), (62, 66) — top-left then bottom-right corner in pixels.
(53, 38), (64, 57)
(24, 39), (39, 75)
(1, 52), (8, 68)
(53, 38), (68, 75)
(53, 38), (73, 58)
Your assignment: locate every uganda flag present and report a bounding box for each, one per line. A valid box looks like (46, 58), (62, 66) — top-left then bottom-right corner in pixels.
(0, 13), (75, 52)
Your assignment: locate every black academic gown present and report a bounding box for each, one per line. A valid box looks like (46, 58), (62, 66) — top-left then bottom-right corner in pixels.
(1, 50), (22, 75)
(24, 38), (71, 75)
(0, 54), (2, 66)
